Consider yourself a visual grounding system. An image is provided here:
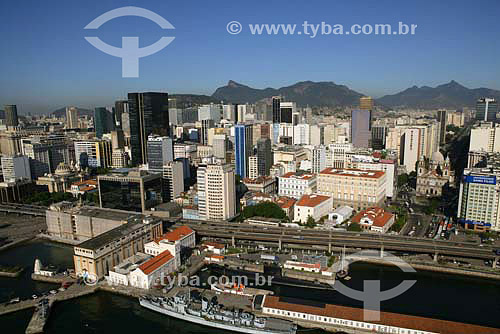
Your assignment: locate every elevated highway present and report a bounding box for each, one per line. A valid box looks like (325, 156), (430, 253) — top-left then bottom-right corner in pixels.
(180, 220), (499, 262)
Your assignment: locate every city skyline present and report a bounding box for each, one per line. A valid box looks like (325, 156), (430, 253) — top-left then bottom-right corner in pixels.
(1, 0), (500, 113)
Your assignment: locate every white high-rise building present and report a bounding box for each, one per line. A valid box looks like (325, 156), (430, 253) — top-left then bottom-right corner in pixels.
(198, 104), (221, 124)
(197, 163), (236, 220)
(469, 122), (500, 153)
(293, 124), (310, 145)
(248, 156), (259, 179)
(1, 155), (31, 181)
(162, 161), (184, 201)
(458, 168), (500, 232)
(66, 106), (79, 129)
(312, 146), (326, 174)
(212, 134), (227, 159)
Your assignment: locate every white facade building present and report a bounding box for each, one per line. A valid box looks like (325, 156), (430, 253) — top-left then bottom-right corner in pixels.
(278, 172), (317, 199)
(1, 155), (31, 181)
(294, 194), (333, 223)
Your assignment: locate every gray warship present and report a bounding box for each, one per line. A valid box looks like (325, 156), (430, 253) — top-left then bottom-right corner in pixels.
(139, 291), (297, 334)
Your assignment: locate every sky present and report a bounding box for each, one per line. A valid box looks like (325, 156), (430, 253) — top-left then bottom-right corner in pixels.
(1, 0), (499, 114)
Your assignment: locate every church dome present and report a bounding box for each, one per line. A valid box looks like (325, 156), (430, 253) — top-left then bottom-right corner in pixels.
(431, 151), (445, 163)
(55, 162), (72, 176)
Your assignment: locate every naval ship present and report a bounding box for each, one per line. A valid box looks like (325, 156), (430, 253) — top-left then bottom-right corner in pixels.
(139, 291), (297, 334)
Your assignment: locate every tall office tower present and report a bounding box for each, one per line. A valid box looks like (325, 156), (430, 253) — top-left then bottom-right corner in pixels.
(1, 155), (31, 181)
(4, 105), (19, 127)
(197, 162), (236, 220)
(128, 92), (170, 166)
(260, 123), (271, 139)
(94, 107), (115, 138)
(114, 100), (129, 129)
(168, 98), (177, 109)
(437, 109), (448, 145)
(235, 124), (253, 178)
(147, 135), (173, 173)
(111, 130), (125, 149)
(98, 170), (163, 212)
(257, 138), (272, 176)
(476, 98), (498, 122)
(200, 119), (215, 145)
(121, 112), (130, 137)
(65, 106), (78, 129)
(248, 155), (259, 179)
(162, 161), (184, 202)
(280, 102), (296, 124)
(399, 128), (421, 173)
(371, 126), (387, 150)
(74, 140), (112, 168)
(351, 109), (372, 148)
(213, 133), (228, 159)
(272, 96), (281, 123)
(293, 123), (310, 145)
(198, 104), (221, 123)
(359, 96), (374, 111)
(312, 145), (327, 174)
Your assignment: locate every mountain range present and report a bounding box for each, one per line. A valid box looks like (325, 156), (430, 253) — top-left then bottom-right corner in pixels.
(212, 80), (363, 107)
(211, 80), (500, 109)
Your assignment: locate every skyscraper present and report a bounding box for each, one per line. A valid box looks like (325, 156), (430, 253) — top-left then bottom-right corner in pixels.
(280, 102), (295, 124)
(114, 100), (129, 129)
(272, 96), (281, 123)
(437, 109), (448, 145)
(162, 161), (184, 202)
(4, 105), (19, 127)
(351, 109), (372, 148)
(235, 124), (253, 178)
(147, 135), (173, 173)
(94, 107), (114, 138)
(476, 98), (498, 122)
(359, 96), (374, 111)
(65, 106), (78, 129)
(200, 119), (214, 145)
(213, 133), (228, 160)
(197, 162), (236, 220)
(128, 92), (170, 166)
(257, 138), (272, 176)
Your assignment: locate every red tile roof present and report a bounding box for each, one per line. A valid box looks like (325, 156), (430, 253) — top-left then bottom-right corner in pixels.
(275, 196), (296, 209)
(319, 168), (385, 179)
(280, 172), (315, 180)
(157, 226), (194, 243)
(138, 250), (174, 275)
(351, 207), (394, 227)
(263, 296), (500, 334)
(296, 194), (331, 208)
(285, 261), (321, 269)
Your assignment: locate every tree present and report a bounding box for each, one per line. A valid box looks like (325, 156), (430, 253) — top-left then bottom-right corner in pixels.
(240, 202), (286, 221)
(305, 215), (316, 228)
(347, 222), (362, 232)
(397, 173), (409, 187)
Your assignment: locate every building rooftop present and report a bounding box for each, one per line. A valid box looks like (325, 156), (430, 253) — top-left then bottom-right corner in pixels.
(275, 196), (296, 209)
(319, 168), (385, 179)
(113, 252), (151, 275)
(351, 207), (394, 227)
(243, 176), (275, 184)
(139, 250), (174, 275)
(280, 172), (315, 180)
(77, 219), (152, 251)
(157, 226), (194, 243)
(296, 194), (331, 207)
(262, 296), (499, 334)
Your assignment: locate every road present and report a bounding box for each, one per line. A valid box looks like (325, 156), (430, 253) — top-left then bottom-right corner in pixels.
(178, 220), (499, 261)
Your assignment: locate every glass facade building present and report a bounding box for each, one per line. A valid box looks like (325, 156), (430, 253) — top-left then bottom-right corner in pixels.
(128, 92), (170, 166)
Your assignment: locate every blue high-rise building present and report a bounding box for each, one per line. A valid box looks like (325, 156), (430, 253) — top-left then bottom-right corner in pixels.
(235, 124), (253, 178)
